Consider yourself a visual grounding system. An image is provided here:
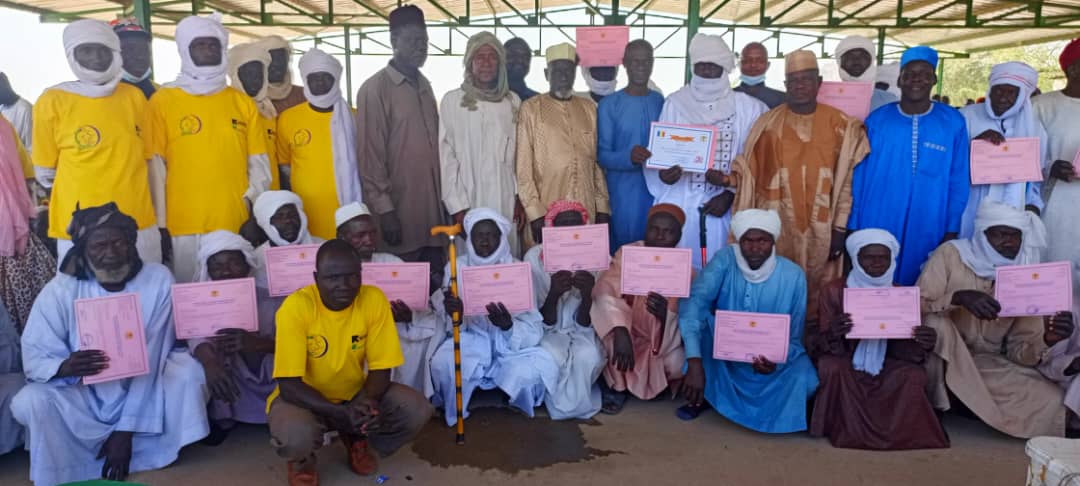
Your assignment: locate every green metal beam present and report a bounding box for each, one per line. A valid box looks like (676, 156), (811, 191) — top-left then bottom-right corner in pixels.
(686, 0), (700, 83)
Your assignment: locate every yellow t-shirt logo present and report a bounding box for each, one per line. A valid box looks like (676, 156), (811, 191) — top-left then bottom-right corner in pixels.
(74, 125), (101, 150)
(180, 115), (203, 136)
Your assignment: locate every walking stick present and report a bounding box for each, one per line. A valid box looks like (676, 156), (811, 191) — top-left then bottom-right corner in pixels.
(698, 206), (709, 266)
(431, 224), (466, 445)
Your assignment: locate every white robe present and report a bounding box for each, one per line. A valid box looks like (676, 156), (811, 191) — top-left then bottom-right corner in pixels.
(429, 260), (558, 426)
(645, 88), (766, 269)
(12, 264), (209, 486)
(438, 89), (521, 255)
(1032, 91), (1080, 317)
(371, 252), (445, 399)
(0, 97), (32, 152)
(523, 245), (604, 420)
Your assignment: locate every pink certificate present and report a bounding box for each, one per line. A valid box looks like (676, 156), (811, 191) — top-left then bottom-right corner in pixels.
(619, 246), (692, 297)
(459, 262), (534, 317)
(970, 137), (1043, 185)
(843, 287), (921, 339)
(362, 262), (431, 310)
(995, 261), (1073, 317)
(542, 224), (611, 272)
(817, 81), (874, 121)
(575, 26), (630, 67)
(713, 310), (790, 363)
(74, 293), (150, 385)
(171, 277), (258, 340)
(265, 244), (321, 297)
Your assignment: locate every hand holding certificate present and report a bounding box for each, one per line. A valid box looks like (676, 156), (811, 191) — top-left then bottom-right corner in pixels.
(713, 310), (790, 363)
(645, 122), (718, 173)
(265, 244), (321, 297)
(542, 224), (611, 272)
(619, 246), (692, 298)
(843, 287), (921, 339)
(459, 262), (534, 317)
(995, 262), (1073, 317)
(970, 137), (1043, 185)
(362, 262), (431, 310)
(575, 26), (629, 67)
(75, 293), (150, 385)
(171, 277), (259, 340)
(817, 82), (874, 121)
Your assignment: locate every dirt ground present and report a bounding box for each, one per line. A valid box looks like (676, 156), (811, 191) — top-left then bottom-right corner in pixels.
(0, 398), (1033, 486)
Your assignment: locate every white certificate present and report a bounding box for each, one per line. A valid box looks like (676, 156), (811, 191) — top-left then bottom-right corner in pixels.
(645, 122), (718, 173)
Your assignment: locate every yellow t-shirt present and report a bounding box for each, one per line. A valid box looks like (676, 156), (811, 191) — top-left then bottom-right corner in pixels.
(32, 83), (155, 238)
(148, 86), (266, 236)
(258, 113), (281, 190)
(276, 104), (340, 240)
(267, 284), (404, 411)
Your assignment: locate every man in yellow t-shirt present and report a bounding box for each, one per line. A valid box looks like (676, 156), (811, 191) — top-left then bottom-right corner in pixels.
(147, 14), (271, 283)
(34, 19), (160, 266)
(267, 240), (432, 485)
(277, 48), (362, 240)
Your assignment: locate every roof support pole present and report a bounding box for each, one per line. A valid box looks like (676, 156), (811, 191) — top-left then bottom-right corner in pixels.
(685, 0), (700, 83)
(876, 27), (885, 64)
(344, 25), (353, 106)
(936, 57), (945, 96)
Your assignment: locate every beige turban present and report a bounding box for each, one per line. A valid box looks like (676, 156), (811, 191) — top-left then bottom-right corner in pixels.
(784, 50), (819, 74)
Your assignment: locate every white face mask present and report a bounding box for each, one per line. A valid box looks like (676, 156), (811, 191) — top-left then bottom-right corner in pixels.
(690, 75), (726, 100)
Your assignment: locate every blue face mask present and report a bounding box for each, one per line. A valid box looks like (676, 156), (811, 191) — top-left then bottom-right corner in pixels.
(740, 74), (766, 86)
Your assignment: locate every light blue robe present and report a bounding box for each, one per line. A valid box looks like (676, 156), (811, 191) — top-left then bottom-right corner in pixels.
(0, 301), (24, 455)
(597, 89), (663, 251)
(870, 89), (899, 113)
(12, 264), (209, 486)
(678, 247), (818, 433)
(849, 102), (970, 285)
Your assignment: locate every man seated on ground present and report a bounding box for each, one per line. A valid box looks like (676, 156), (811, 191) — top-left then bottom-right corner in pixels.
(919, 200), (1072, 438)
(523, 200), (605, 420)
(592, 203), (688, 414)
(268, 240), (432, 485)
(677, 209), (819, 432)
(335, 202), (444, 398)
(252, 190), (321, 284)
(809, 229), (949, 450)
(430, 208), (558, 426)
(190, 230), (277, 445)
(13, 203), (209, 485)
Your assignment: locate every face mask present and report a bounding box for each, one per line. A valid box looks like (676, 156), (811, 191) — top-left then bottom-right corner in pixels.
(588, 78), (617, 96)
(690, 75), (726, 100)
(740, 74), (766, 86)
(122, 68), (151, 83)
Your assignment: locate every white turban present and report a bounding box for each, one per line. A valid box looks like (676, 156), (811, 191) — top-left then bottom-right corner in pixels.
(296, 48), (363, 209)
(256, 35), (295, 100)
(835, 35), (877, 83)
(253, 190), (314, 246)
(688, 33), (735, 73)
(334, 202), (371, 229)
(53, 20), (123, 98)
(685, 33), (736, 121)
(950, 200), (1046, 279)
(462, 207), (513, 267)
(875, 62), (900, 97)
(581, 65), (619, 97)
(983, 62), (1040, 129)
(730, 209), (781, 284)
(170, 13), (229, 96)
(845, 229), (900, 288)
(195, 230), (256, 282)
(227, 42), (276, 119)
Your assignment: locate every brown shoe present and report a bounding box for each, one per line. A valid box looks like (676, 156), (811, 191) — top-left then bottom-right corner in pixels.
(342, 435), (378, 476)
(288, 460), (319, 486)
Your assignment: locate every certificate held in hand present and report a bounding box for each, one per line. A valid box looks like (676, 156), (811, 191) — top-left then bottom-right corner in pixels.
(265, 244), (321, 297)
(171, 277), (259, 340)
(542, 224), (611, 272)
(645, 122), (718, 173)
(713, 310), (790, 364)
(575, 26), (630, 68)
(995, 261), (1073, 317)
(74, 293), (150, 385)
(619, 246), (693, 298)
(817, 82), (874, 121)
(970, 137), (1043, 185)
(362, 262), (431, 310)
(459, 262), (535, 317)
(843, 287), (921, 339)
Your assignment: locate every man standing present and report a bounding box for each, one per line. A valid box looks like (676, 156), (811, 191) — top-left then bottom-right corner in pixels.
(732, 50), (869, 322)
(148, 13), (271, 282)
(13, 203), (209, 485)
(277, 48), (363, 240)
(578, 65), (618, 104)
(110, 17), (156, 99)
(733, 42), (785, 109)
(517, 42), (610, 246)
(268, 240), (433, 484)
(257, 35), (307, 114)
(505, 37), (539, 102)
(834, 35), (898, 111)
(34, 20), (161, 265)
(0, 73), (32, 151)
(227, 43), (282, 191)
(356, 5), (446, 268)
(439, 32), (521, 253)
(848, 46), (970, 285)
(959, 62), (1046, 238)
(645, 33), (767, 270)
(597, 40), (664, 250)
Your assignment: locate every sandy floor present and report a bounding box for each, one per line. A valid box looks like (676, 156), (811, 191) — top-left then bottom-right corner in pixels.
(0, 399), (1033, 486)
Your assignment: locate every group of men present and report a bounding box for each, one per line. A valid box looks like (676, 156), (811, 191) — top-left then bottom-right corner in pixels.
(1, 2), (1080, 484)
